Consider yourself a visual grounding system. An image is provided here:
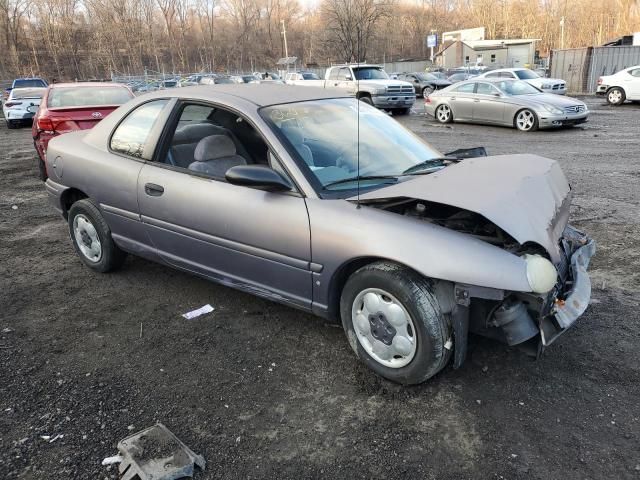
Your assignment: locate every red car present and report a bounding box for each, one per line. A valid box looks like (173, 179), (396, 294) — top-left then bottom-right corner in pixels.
(32, 82), (134, 180)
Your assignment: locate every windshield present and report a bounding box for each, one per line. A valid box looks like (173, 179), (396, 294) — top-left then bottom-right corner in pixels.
(514, 69), (540, 80)
(495, 80), (541, 95)
(14, 79), (47, 88)
(353, 67), (389, 80)
(301, 72), (320, 80)
(262, 98), (442, 194)
(48, 86), (133, 108)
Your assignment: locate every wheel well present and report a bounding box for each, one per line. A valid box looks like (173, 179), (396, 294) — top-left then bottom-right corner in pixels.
(60, 188), (88, 219)
(355, 92), (370, 100)
(327, 256), (402, 322)
(607, 85), (625, 94)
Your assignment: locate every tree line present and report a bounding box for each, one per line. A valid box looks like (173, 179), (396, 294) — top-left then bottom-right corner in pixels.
(0, 0), (638, 81)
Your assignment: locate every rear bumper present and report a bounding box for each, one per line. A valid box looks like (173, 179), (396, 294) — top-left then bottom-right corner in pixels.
(596, 85), (609, 94)
(45, 178), (65, 215)
(6, 110), (35, 120)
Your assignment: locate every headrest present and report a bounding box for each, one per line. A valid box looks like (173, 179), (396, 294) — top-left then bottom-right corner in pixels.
(194, 135), (237, 162)
(281, 124), (304, 145)
(173, 123), (225, 144)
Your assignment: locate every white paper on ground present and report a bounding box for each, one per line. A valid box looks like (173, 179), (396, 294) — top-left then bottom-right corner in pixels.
(101, 455), (124, 466)
(182, 304), (215, 320)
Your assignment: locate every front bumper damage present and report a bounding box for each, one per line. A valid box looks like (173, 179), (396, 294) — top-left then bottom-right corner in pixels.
(452, 226), (595, 366)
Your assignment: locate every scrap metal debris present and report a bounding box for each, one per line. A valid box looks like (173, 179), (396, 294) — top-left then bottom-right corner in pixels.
(117, 423), (205, 480)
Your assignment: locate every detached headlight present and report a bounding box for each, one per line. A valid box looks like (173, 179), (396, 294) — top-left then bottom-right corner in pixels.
(524, 254), (558, 293)
(542, 104), (564, 115)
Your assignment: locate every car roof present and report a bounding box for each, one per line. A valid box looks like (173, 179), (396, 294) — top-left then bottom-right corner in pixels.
(487, 68), (527, 72)
(141, 84), (350, 107)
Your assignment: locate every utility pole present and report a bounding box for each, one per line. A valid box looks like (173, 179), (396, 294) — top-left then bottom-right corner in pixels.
(560, 16), (565, 49)
(281, 20), (289, 58)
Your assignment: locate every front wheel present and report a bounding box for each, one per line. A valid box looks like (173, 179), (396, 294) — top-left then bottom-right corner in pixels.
(514, 109), (538, 132)
(422, 86), (435, 97)
(6, 120), (16, 129)
(358, 96), (373, 106)
(340, 262), (451, 385)
(392, 108), (411, 116)
(435, 104), (453, 123)
(68, 199), (127, 273)
(606, 87), (625, 106)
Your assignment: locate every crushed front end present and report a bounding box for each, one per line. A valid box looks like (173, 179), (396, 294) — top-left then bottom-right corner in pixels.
(465, 225), (595, 355)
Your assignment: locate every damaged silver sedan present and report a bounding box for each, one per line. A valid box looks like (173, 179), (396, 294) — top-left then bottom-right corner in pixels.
(44, 85), (595, 384)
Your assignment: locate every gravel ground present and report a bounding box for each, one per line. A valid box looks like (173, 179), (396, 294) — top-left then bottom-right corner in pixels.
(1, 97), (639, 480)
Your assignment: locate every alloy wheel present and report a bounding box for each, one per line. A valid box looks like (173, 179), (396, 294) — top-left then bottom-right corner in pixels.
(436, 104), (451, 122)
(351, 288), (418, 368)
(516, 110), (536, 131)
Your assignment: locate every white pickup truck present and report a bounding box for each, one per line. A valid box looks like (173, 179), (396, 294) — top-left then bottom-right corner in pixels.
(293, 64), (416, 115)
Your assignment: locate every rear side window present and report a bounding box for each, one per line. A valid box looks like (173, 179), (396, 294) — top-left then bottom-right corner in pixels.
(485, 72), (501, 78)
(453, 83), (476, 93)
(48, 86), (133, 108)
(14, 79), (47, 88)
(629, 68), (640, 77)
(110, 100), (168, 159)
(476, 83), (499, 95)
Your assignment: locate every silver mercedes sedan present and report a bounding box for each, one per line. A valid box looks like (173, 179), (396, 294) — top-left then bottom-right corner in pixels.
(425, 78), (589, 131)
(44, 85), (595, 384)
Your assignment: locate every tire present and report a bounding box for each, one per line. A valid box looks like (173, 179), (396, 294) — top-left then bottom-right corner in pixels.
(68, 199), (126, 273)
(606, 87), (625, 106)
(392, 108), (410, 116)
(340, 261), (452, 385)
(514, 108), (538, 132)
(422, 86), (435, 97)
(38, 157), (48, 181)
(6, 120), (16, 129)
(358, 95), (373, 106)
(435, 104), (453, 123)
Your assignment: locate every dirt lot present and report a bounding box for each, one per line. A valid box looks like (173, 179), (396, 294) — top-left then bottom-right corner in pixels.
(1, 97), (639, 480)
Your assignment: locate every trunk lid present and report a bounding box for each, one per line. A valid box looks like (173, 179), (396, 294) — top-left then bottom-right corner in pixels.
(46, 106), (118, 130)
(351, 154), (571, 262)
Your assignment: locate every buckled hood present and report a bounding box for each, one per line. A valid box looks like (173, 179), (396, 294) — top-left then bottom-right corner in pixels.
(351, 154), (571, 262)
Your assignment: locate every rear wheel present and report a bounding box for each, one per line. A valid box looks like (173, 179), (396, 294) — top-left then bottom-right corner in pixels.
(435, 104), (453, 123)
(340, 262), (451, 385)
(606, 87), (625, 106)
(515, 109), (538, 132)
(68, 199), (127, 273)
(6, 120), (16, 129)
(422, 86), (435, 97)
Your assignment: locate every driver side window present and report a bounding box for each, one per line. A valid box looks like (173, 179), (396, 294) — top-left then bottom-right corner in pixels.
(160, 103), (287, 182)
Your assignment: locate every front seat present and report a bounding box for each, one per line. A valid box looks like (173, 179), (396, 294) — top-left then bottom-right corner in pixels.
(281, 124), (314, 167)
(188, 135), (247, 178)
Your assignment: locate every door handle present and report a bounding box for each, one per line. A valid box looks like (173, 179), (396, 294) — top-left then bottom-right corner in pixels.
(144, 183), (164, 196)
(450, 97), (456, 100)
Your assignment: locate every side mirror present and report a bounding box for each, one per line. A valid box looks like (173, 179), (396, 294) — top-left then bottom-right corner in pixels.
(226, 165), (292, 192)
(493, 92), (502, 97)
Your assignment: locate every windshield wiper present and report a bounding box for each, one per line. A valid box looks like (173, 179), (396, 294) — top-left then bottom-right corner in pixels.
(402, 157), (457, 175)
(323, 175), (399, 189)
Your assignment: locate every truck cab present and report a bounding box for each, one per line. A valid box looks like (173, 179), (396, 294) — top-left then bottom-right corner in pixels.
(324, 65), (415, 115)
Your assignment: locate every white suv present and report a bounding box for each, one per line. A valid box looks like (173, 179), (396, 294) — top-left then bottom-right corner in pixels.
(479, 68), (567, 95)
(596, 66), (640, 105)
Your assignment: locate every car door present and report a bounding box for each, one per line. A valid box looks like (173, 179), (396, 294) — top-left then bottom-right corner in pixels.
(447, 82), (476, 121)
(472, 82), (506, 124)
(137, 102), (313, 309)
(625, 68), (640, 99)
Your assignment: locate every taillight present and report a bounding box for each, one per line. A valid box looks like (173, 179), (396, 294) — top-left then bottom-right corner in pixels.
(36, 117), (77, 133)
(4, 101), (20, 108)
(37, 117), (55, 131)
(425, 96), (432, 104)
(597, 77), (602, 85)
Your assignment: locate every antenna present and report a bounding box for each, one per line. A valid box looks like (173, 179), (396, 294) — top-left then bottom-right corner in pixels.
(356, 26), (361, 209)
